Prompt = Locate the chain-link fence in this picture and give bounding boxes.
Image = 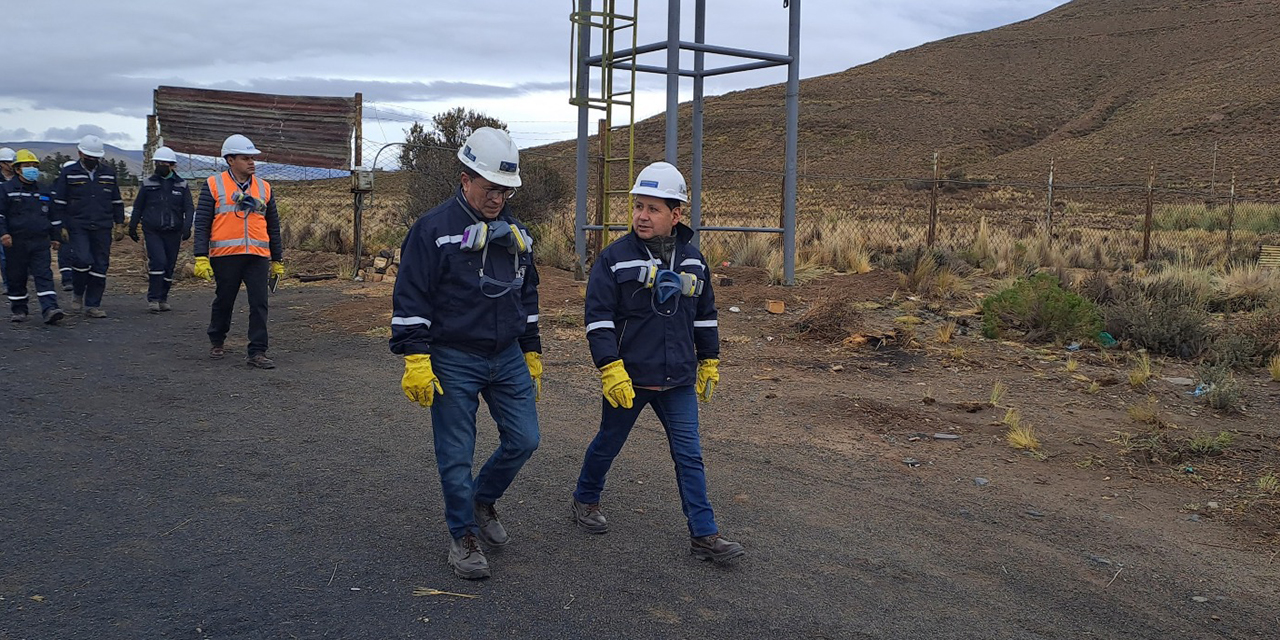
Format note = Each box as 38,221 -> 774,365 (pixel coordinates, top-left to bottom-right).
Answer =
260,139 -> 1280,279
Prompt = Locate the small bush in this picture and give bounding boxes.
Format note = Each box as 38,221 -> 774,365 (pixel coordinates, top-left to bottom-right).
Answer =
1197,362 -> 1242,412
981,273 -> 1103,343
1103,276 -> 1212,358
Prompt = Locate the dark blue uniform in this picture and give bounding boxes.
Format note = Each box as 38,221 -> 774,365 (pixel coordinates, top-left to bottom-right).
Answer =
389,188 -> 542,540
50,160 -> 124,309
130,172 -> 194,303
0,177 -> 62,317
583,222 -> 719,385
575,221 -> 724,537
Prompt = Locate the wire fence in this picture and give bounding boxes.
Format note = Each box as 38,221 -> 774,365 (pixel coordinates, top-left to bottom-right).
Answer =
213,138 -> 1280,277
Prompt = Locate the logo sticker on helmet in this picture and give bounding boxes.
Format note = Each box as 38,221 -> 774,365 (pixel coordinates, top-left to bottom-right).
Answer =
499,161 -> 518,173
639,180 -> 660,188
462,146 -> 477,162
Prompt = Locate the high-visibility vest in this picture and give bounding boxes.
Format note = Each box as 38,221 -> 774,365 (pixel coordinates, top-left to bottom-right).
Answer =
207,171 -> 272,258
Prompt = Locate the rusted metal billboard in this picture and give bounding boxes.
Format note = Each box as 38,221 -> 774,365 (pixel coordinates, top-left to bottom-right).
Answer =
154,86 -> 358,170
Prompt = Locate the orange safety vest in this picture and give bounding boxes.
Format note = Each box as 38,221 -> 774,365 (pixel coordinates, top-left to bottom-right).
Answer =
207,171 -> 273,258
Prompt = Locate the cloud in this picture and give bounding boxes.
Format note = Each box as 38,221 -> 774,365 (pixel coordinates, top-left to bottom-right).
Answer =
42,124 -> 130,143
0,127 -> 36,140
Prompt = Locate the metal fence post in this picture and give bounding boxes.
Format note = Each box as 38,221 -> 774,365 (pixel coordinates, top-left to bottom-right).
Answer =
1142,163 -> 1155,261
1226,172 -> 1236,257
927,151 -> 939,249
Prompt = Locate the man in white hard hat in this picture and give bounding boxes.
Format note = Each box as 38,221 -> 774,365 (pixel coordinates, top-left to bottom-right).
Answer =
56,161 -> 76,291
191,134 -> 285,369
572,161 -> 745,564
128,147 -> 193,312
0,148 -> 16,182
391,126 -> 543,580
49,134 -> 125,317
0,147 -> 15,293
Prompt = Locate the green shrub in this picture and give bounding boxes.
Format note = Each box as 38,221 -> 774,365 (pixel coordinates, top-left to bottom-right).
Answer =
1103,276 -> 1212,358
981,273 -> 1103,343
1197,362 -> 1242,413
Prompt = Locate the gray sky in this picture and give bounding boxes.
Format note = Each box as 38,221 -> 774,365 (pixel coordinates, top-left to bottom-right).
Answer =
2,0 -> 1067,154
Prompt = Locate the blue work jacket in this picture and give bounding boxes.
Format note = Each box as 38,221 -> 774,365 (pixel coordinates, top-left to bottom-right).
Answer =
390,188 -> 541,357
0,177 -> 60,241
50,160 -> 124,230
584,222 -> 719,388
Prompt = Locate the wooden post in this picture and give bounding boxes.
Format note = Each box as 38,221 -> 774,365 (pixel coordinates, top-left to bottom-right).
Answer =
1226,172 -> 1236,257
1045,158 -> 1055,240
1208,141 -> 1219,210
1142,163 -> 1155,262
927,152 -> 939,249
594,118 -> 607,257
144,114 -> 158,173
353,92 -> 363,168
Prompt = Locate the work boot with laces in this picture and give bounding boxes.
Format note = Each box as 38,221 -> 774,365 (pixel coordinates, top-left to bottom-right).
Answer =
70,295 -> 83,313
158,302 -> 172,312
84,307 -> 107,318
148,301 -> 161,313
570,497 -> 608,534
473,501 -> 509,547
690,533 -> 746,563
43,308 -> 64,325
448,533 -> 491,580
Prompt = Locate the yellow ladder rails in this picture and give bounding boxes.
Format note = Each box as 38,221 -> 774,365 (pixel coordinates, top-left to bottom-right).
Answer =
571,0 -> 638,251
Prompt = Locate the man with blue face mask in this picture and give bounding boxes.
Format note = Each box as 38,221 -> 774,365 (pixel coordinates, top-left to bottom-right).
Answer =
390,126 -> 542,580
0,150 -> 65,324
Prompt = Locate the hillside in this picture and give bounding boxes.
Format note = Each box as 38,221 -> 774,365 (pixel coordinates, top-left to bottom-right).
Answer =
536,0 -> 1280,193
0,142 -> 143,172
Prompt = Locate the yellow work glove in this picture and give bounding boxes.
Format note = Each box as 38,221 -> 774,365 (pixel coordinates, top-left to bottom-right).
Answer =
193,256 -> 214,281
271,261 -> 286,277
600,360 -> 635,409
696,358 -> 720,402
402,354 -> 444,407
524,351 -> 543,401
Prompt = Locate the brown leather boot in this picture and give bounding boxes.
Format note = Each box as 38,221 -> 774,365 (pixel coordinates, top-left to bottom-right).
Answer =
691,533 -> 745,563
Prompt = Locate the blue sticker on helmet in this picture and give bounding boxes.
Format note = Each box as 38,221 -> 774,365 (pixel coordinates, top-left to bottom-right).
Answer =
462,146 -> 476,162
499,161 -> 518,173
639,180 -> 659,188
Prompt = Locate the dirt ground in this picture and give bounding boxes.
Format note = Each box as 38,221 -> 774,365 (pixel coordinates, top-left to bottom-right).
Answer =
2,242 -> 1277,639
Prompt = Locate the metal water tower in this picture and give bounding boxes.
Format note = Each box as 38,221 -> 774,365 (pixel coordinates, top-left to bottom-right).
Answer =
570,0 -> 802,284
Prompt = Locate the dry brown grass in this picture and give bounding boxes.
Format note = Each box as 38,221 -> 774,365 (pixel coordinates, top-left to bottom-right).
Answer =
1129,353 -> 1153,387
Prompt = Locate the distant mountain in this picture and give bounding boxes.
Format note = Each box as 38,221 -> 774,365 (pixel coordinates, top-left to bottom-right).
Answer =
0,141 -> 341,181
1,142 -> 144,172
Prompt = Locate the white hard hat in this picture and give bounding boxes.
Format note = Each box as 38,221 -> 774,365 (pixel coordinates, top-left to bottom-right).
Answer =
221,134 -> 261,157
78,135 -> 106,158
630,161 -> 688,203
457,127 -> 521,188
0,147 -> 15,162
153,146 -> 178,163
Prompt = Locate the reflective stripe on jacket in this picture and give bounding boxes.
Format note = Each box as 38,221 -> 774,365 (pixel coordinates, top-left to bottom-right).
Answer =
207,171 -> 272,258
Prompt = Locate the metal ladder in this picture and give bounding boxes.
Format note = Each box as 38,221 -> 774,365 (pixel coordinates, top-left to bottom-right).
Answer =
571,0 -> 638,252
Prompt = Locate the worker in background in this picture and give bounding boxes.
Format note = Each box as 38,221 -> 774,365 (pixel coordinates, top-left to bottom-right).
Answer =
0,149 -> 64,324
50,135 -> 124,318
56,160 -> 76,291
572,161 -> 744,564
391,127 -> 542,580
191,134 -> 284,369
0,147 -> 15,293
129,146 -> 193,313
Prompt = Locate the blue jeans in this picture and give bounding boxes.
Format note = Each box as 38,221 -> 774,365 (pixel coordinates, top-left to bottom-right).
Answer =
429,343 -> 539,539
574,385 -> 718,537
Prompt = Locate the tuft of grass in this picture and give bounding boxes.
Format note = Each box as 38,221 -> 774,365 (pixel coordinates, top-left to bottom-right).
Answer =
1128,352 -> 1153,387
1257,473 -> 1279,494
948,346 -> 968,361
936,321 -> 956,344
1215,263 -> 1280,311
1269,355 -> 1280,382
1005,415 -> 1041,451
1126,396 -> 1163,425
1065,355 -> 1079,373
1086,380 -> 1101,394
990,381 -> 1007,407
734,234 -> 776,268
1185,431 -> 1234,457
